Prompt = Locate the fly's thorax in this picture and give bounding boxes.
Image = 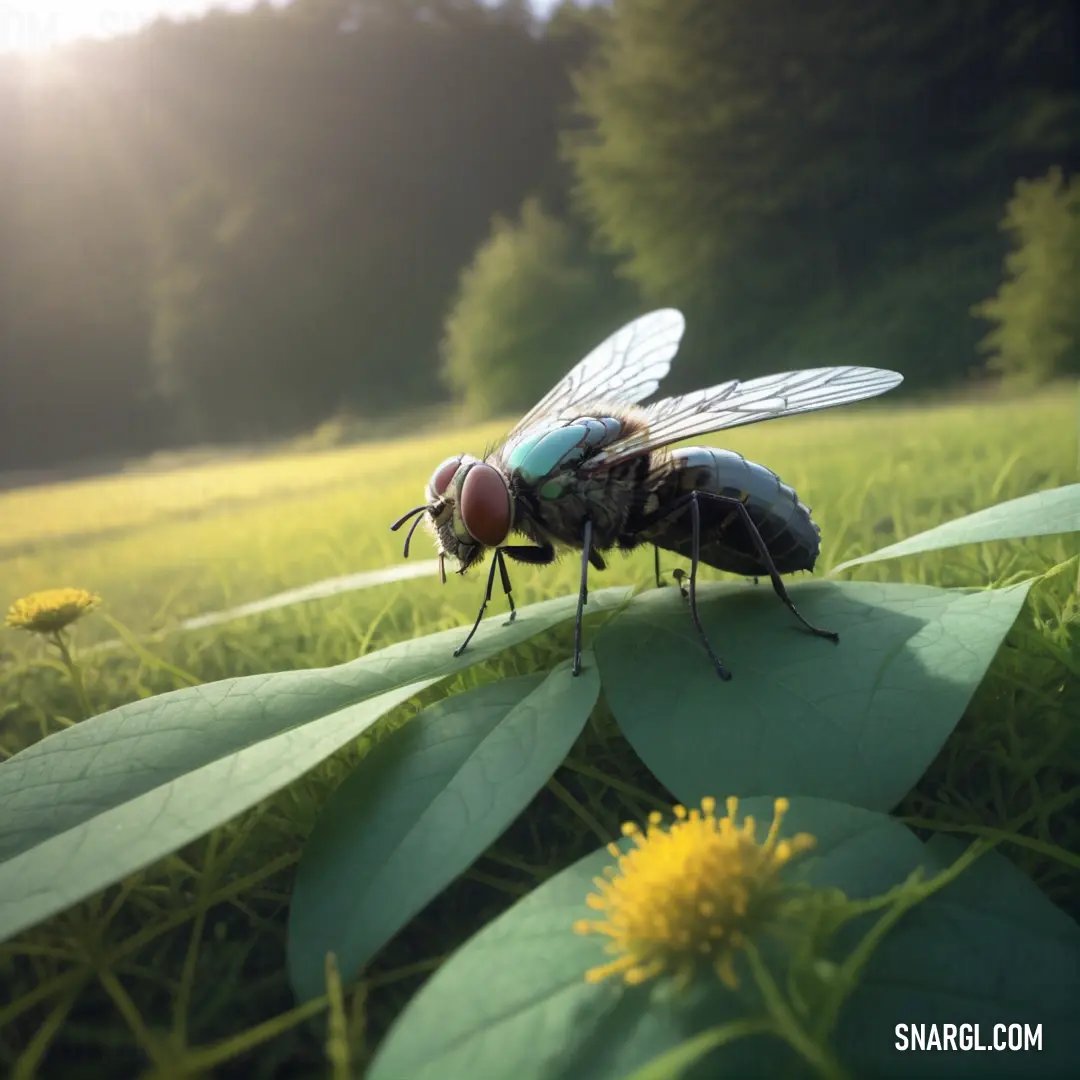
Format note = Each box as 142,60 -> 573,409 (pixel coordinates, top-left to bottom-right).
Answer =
501,412 -> 641,488
487,410 -> 647,549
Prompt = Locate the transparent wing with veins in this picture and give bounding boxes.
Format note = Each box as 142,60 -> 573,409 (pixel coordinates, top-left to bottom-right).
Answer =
584,365 -> 905,469
503,309 -> 686,441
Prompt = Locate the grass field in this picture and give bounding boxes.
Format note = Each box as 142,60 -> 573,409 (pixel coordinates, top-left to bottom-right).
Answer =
1,386 -> 1077,1078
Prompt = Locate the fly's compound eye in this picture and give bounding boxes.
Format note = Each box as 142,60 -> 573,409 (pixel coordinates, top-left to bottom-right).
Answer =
429,456 -> 463,498
459,463 -> 512,548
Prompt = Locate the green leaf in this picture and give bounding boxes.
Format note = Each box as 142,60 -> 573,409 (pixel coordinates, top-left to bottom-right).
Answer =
367,798 -> 916,1080
287,659 -> 601,1002
593,580 -> 1032,812
832,483 -> 1080,573
0,679 -> 437,946
364,838 -> 749,1080
367,797 -> 1080,1080
0,588 -> 629,944
838,832 -> 1080,1076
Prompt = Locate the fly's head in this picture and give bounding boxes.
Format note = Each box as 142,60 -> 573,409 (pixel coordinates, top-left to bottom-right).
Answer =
390,454 -> 514,580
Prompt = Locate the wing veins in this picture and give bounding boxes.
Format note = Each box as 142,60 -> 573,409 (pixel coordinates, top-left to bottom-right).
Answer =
585,366 -> 904,468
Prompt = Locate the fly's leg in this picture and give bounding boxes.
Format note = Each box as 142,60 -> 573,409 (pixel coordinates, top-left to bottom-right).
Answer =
652,544 -> 686,596
687,496 -> 733,681
500,541 -> 557,631
637,496 -> 730,677
453,552 -> 502,658
695,492 -> 839,644
496,549 -> 516,626
572,519 -> 593,677
671,568 -> 690,602
503,542 -> 556,566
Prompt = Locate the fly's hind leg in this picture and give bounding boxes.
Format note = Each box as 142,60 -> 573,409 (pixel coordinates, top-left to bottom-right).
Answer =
695,493 -> 839,644
685,496 -> 732,680
638,496 -> 731,679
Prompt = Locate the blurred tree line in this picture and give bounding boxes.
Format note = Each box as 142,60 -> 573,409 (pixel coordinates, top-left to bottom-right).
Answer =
0,0 -> 1077,470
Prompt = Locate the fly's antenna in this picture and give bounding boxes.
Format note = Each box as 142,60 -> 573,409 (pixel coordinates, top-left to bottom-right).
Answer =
390,505 -> 427,531
390,504 -> 430,559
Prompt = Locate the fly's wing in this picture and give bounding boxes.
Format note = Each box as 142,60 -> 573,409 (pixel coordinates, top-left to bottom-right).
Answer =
584,366 -> 904,469
503,309 -> 686,440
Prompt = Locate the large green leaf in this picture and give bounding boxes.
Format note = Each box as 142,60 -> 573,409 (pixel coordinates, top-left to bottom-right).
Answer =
367,797 -> 1080,1080
838,832 -> 1080,1077
287,660 -> 601,1001
0,679 -> 436,945
831,483 -> 1080,573
0,587 -> 628,864
0,588 -> 630,944
366,798 -> 919,1080
593,580 -> 1032,812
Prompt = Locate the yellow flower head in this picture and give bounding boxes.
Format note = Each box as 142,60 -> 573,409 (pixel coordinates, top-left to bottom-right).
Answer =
5,588 -> 101,635
574,796 -> 816,991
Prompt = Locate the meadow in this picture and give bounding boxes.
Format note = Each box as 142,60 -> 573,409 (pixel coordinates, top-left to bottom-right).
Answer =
0,386 -> 1077,1079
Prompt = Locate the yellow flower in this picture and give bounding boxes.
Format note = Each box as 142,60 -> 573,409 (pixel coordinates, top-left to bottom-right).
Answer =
5,588 -> 101,634
573,796 -> 816,990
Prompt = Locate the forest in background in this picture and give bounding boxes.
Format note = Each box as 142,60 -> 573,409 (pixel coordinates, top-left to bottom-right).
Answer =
0,0 -> 1078,473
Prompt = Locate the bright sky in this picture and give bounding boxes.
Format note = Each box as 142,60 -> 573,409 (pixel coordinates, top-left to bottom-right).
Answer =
0,2 -> 270,53
0,1 -> 568,55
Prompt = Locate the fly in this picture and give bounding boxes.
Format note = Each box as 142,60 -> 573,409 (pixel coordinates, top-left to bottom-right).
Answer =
391,310 -> 903,680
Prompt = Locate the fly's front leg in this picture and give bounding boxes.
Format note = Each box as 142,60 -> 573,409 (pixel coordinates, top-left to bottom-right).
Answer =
454,552 -> 502,658
495,549 -> 516,626
502,542 -> 556,629
573,519 -> 593,677
695,493 -> 839,644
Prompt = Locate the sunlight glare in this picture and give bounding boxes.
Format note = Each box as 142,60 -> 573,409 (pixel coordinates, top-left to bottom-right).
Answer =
0,2 -> 245,56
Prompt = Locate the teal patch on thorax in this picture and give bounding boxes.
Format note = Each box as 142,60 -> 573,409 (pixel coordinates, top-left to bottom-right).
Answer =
539,480 -> 564,500
510,426 -> 588,483
506,431 -> 546,473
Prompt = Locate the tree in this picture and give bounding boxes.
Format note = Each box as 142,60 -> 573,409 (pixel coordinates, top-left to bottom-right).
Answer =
442,197 -> 639,417
973,167 -> 1080,385
0,0 -> 592,463
564,0 -> 1080,387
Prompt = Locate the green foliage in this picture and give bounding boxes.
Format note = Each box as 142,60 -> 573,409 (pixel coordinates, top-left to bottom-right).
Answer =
2,0 -> 1080,465
565,0 -> 1080,387
766,236 -> 1003,389
833,482 -> 1080,572
0,589 -> 629,944
2,477 -> 1078,1076
0,0 -> 585,464
368,802 -> 1080,1080
287,662 -> 600,1000
595,581 -> 1033,813
973,167 -> 1080,385
442,197 -> 638,417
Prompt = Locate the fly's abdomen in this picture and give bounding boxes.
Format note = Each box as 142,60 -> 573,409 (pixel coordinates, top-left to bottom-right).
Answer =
645,447 -> 821,576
